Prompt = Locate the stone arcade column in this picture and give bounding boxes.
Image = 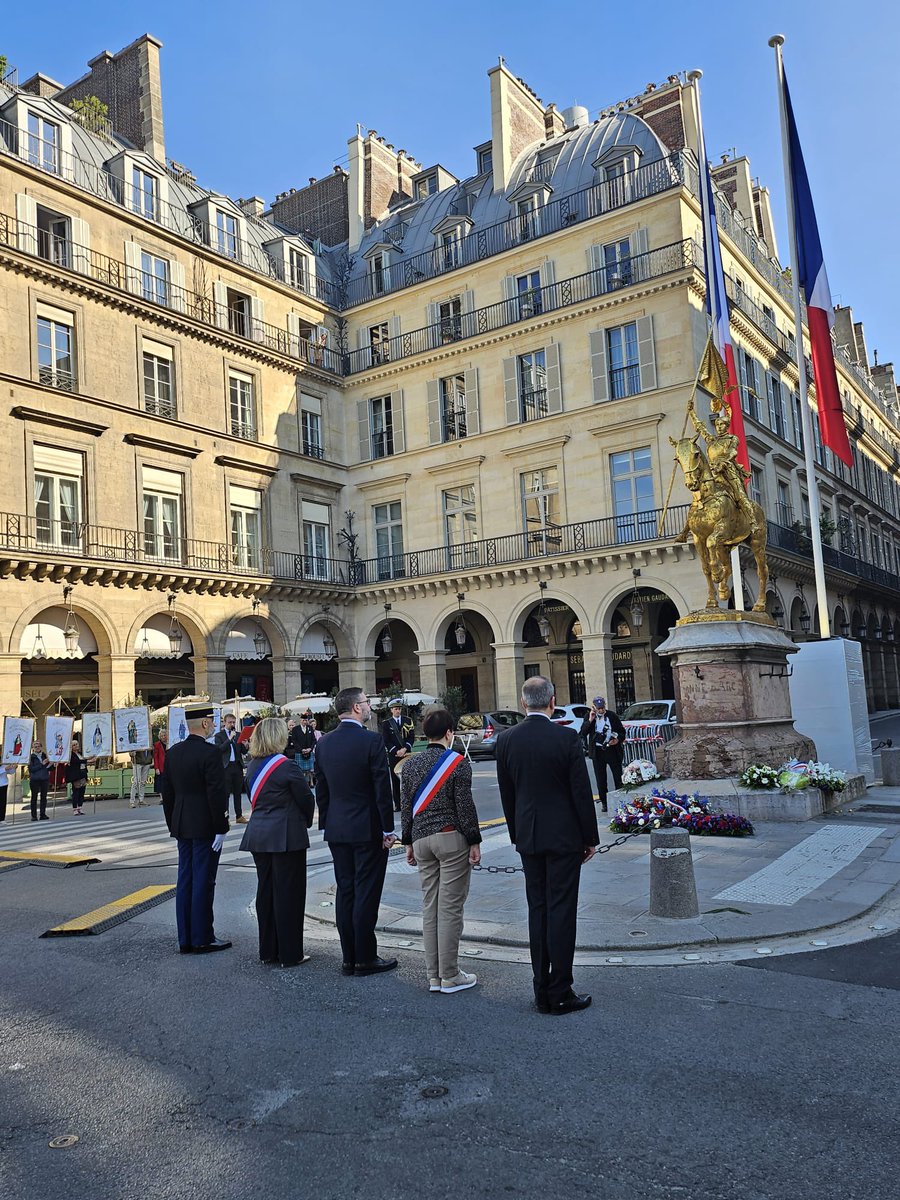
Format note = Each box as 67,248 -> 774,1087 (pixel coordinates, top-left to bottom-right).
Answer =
0,652 -> 23,720
339,657 -> 377,696
416,649 -> 447,701
97,654 -> 136,711
492,641 -> 524,710
192,654 -> 226,702
273,656 -> 306,707
579,633 -> 615,705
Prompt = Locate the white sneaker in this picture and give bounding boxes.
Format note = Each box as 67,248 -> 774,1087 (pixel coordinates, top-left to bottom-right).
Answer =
440,972 -> 477,994
429,978 -> 442,993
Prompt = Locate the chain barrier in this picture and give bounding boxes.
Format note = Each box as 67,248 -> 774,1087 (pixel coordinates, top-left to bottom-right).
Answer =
472,827 -> 645,873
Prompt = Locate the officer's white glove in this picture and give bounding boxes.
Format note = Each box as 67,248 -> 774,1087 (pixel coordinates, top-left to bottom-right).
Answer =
211,833 -> 226,852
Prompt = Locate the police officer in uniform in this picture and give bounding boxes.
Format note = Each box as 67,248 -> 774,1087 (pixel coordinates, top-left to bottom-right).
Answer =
381,701 -> 414,812
161,703 -> 232,954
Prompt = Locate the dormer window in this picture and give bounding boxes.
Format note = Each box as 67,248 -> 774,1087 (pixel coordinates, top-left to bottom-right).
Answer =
27,111 -> 60,173
415,173 -> 438,199
289,247 -> 308,290
371,252 -> 385,294
593,145 -> 643,203
478,146 -> 493,175
216,209 -> 239,258
132,166 -> 158,219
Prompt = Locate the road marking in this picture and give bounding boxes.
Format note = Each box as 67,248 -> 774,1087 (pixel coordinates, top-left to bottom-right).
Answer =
714,824 -> 887,906
0,850 -> 100,867
41,885 -> 176,936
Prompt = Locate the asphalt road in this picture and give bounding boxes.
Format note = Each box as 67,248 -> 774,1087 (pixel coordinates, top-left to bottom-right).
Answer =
2,816 -> 898,1200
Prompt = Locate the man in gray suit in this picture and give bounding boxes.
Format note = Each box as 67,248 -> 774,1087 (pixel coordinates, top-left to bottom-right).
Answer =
496,675 -> 599,1015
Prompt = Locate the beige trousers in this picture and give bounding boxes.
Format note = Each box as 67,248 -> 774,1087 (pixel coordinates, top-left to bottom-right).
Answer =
414,830 -> 472,982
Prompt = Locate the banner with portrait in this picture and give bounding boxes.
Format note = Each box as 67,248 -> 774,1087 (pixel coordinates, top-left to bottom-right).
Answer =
114,706 -> 152,752
2,717 -> 34,766
45,715 -> 74,764
84,712 -> 113,758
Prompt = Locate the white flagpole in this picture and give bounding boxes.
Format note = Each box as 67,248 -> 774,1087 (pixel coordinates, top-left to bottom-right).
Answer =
769,34 -> 831,638
687,68 -> 745,612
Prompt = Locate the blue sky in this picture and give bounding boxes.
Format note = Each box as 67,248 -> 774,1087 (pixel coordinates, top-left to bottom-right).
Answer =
4,0 -> 897,371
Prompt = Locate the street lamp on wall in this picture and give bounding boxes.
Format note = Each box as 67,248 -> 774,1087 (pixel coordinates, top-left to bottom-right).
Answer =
167,592 -> 184,656
380,603 -> 393,656
62,585 -> 80,656
321,604 -> 337,660
251,597 -> 268,658
454,593 -> 468,649
629,569 -> 645,632
536,582 -> 551,643
796,584 -> 811,634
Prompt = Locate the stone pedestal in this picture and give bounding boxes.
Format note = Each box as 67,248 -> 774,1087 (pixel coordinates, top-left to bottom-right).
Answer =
656,612 -> 816,779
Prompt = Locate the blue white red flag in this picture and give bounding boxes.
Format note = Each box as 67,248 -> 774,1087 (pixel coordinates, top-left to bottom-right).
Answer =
782,72 -> 853,467
697,112 -> 749,473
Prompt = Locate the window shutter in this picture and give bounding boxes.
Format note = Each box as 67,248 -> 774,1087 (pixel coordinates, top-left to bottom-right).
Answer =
250,296 -> 265,343
503,356 -> 520,425
427,302 -> 439,349
765,373 -> 776,427
461,290 -> 476,339
16,193 -> 38,255
287,311 -> 301,356
69,216 -> 91,275
502,276 -> 516,302
391,389 -> 405,454
212,281 -> 228,329
357,399 -> 371,462
588,244 -> 602,272
461,290 -> 475,313
590,329 -> 609,404
541,259 -> 556,291
124,240 -> 141,296
464,367 -> 481,436
738,350 -> 748,393
169,257 -> 187,312
545,343 -> 563,414
388,316 -> 401,344
636,315 -> 657,391
427,379 -> 442,445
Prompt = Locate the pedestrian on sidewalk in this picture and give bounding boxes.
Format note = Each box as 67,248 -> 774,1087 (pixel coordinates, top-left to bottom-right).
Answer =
129,746 -> 153,807
161,703 -> 231,955
580,697 -> 626,812
152,727 -> 167,800
401,707 -> 481,994
497,675 -> 599,1016
240,717 -> 315,968
315,687 -> 398,977
66,739 -> 89,815
28,742 -> 50,821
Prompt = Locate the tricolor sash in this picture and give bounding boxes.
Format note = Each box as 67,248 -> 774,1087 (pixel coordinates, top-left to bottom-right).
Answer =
412,748 -> 464,817
249,753 -> 288,810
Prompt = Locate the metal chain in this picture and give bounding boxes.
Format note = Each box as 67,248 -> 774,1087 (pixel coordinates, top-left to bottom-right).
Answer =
472,828 -> 645,873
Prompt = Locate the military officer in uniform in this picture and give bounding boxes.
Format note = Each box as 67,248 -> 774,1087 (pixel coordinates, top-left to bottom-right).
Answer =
381,701 -> 414,812
161,703 -> 232,954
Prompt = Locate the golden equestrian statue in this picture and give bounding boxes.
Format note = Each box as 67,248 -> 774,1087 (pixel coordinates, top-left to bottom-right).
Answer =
669,342 -> 769,611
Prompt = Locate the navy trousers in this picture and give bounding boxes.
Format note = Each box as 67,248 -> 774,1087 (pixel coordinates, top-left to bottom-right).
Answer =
175,837 -> 220,949
328,841 -> 388,966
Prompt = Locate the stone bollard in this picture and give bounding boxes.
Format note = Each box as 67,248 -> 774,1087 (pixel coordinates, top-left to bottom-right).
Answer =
649,827 -> 700,919
880,747 -> 900,786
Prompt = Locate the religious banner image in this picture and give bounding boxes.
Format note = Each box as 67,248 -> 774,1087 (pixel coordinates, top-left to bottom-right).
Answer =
2,717 -> 34,766
85,712 -> 113,758
167,706 -> 188,749
114,706 -> 152,752
45,715 -> 74,764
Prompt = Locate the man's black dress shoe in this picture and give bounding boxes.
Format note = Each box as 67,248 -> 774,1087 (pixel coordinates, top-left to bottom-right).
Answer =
194,938 -> 232,953
354,956 -> 398,975
179,946 -> 193,954
341,962 -> 355,976
547,992 -> 592,1015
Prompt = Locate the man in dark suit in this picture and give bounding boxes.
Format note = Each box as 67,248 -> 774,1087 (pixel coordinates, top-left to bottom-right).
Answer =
161,703 -> 232,954
580,696 -> 627,812
496,675 -> 599,1015
214,712 -> 247,824
381,700 -> 414,811
315,686 -> 398,976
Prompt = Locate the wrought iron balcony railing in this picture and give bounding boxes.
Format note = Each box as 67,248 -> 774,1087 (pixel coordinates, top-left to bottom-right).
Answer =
347,239 -> 699,375
766,518 -> 900,594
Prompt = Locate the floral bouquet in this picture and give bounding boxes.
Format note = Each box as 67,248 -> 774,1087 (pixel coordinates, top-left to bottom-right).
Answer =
779,759 -> 847,793
621,759 -> 662,789
610,787 -> 754,837
738,764 -> 780,789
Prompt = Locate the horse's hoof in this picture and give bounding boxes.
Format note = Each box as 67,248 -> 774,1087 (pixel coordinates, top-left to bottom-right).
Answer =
751,604 -> 766,613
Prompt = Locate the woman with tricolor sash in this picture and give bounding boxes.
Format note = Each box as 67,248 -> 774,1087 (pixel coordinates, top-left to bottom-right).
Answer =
400,708 -> 482,994
240,717 -> 315,968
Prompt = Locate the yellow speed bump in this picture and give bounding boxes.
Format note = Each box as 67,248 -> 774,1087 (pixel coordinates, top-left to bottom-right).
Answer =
41,885 -> 175,937
0,859 -> 27,874
0,850 -> 100,868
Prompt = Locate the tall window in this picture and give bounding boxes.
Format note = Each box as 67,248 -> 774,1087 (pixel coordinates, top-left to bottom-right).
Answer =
301,501 -> 331,580
767,373 -> 787,440
216,210 -> 239,258
440,375 -> 467,441
132,166 -> 157,219
603,238 -> 632,287
229,486 -> 262,570
749,466 -> 764,508
516,271 -> 542,319
369,322 -> 390,366
288,248 -> 308,290
607,323 -> 640,399
739,350 -> 762,421
229,371 -> 257,440
444,486 -> 478,566
370,253 -> 385,295
441,230 -> 461,269
301,406 -> 324,459
611,448 -> 655,542
34,447 -> 83,550
370,395 -> 394,459
36,206 -> 70,266
517,197 -> 540,241
140,250 -> 169,306
439,297 -> 462,343
37,313 -> 75,391
791,392 -> 804,450
415,174 -> 438,199
27,112 -> 59,172
226,288 -> 250,337
142,343 -> 176,418
142,468 -> 182,562
374,501 -> 404,580
518,350 -> 547,422
478,147 -> 493,174
776,480 -> 793,527
521,467 -> 560,555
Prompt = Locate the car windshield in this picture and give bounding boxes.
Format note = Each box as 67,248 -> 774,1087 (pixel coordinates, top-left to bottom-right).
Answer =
622,702 -> 672,722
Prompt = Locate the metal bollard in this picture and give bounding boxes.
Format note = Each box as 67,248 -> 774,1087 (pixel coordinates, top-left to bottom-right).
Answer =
649,827 -> 700,919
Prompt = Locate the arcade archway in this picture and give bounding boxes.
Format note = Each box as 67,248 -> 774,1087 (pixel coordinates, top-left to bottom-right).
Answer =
607,586 -> 679,712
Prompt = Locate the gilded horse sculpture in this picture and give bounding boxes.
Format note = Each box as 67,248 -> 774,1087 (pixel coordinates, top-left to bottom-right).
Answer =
672,399 -> 769,611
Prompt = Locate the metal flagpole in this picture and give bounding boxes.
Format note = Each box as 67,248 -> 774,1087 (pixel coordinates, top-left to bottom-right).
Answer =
688,68 -> 745,611
769,34 -> 831,638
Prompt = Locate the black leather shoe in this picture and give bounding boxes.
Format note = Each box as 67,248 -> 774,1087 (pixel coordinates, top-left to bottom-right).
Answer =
341,962 -> 355,976
354,956 -> 398,975
194,938 -> 232,953
548,992 -> 592,1015
179,946 -> 193,954
535,997 -> 551,1015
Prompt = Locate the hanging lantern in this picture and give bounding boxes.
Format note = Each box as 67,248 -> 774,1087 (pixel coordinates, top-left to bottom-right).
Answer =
252,625 -> 268,657
62,585 -> 80,655
32,626 -> 47,660
322,627 -> 337,659
167,593 -> 183,656
453,593 -> 468,649
138,628 -> 152,657
380,602 -> 393,656
799,606 -> 811,633
628,570 -> 644,631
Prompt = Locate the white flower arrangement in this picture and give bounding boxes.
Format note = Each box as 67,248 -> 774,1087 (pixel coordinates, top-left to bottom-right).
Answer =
738,764 -> 780,790
621,759 -> 662,789
777,759 -> 848,793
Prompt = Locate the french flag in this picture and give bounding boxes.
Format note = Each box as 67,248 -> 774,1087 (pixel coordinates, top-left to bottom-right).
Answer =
783,73 -> 853,467
697,116 -> 749,472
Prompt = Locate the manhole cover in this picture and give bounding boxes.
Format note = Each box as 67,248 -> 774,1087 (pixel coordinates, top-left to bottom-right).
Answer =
49,1135 -> 79,1149
420,1086 -> 449,1100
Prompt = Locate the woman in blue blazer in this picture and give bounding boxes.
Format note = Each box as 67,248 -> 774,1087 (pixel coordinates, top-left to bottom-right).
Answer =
240,718 -> 316,967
